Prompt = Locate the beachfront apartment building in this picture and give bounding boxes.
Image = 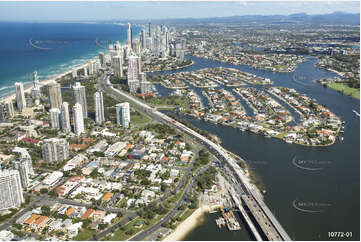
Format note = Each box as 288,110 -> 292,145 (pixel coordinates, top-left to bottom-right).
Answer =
99,52 -> 105,68
48,81 -> 62,109
14,82 -> 26,112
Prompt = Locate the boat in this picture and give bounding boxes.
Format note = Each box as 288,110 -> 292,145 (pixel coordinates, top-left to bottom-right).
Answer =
265,135 -> 271,138
352,110 -> 360,117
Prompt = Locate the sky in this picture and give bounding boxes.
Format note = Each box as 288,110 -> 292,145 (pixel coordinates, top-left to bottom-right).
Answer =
0,1 -> 359,22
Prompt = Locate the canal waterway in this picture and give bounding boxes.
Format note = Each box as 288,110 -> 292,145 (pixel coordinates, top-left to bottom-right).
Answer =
151,55 -> 360,240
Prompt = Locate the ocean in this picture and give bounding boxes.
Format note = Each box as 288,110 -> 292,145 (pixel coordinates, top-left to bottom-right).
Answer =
0,22 -> 141,99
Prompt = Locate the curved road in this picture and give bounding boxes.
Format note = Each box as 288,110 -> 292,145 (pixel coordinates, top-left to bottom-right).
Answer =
99,74 -> 291,241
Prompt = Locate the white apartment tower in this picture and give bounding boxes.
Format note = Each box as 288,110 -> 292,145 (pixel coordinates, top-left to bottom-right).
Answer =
99,52 -> 105,67
0,169 -> 24,211
72,69 -> 77,78
0,101 -> 14,122
88,60 -> 94,75
60,102 -> 71,133
94,91 -> 105,125
116,102 -> 130,128
50,108 -> 61,129
73,103 -> 85,136
42,138 -> 69,163
127,53 -> 139,93
72,82 -> 87,118
111,56 -> 124,78
127,23 -> 132,51
13,159 -> 32,189
30,71 -> 41,100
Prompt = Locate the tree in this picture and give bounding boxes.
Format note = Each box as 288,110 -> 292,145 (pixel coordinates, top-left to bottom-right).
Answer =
125,228 -> 134,235
98,223 -> 108,230
40,188 -> 48,194
161,183 -> 168,192
48,189 -> 57,197
41,206 -> 51,216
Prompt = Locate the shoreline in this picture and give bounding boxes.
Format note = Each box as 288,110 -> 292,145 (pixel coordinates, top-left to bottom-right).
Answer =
163,207 -> 208,241
0,59 -> 95,103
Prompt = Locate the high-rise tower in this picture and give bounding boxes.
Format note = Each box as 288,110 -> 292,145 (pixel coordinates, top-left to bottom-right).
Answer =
116,102 -> 130,128
127,23 -> 132,50
127,52 -> 140,93
48,81 -> 62,109
72,103 -> 84,136
60,102 -> 71,133
72,82 -> 87,118
94,91 -> 105,125
50,108 -> 61,129
0,170 -> 24,211
42,138 -> 69,163
14,82 -> 26,112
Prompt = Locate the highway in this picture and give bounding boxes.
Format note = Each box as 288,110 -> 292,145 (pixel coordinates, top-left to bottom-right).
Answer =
100,75 -> 291,241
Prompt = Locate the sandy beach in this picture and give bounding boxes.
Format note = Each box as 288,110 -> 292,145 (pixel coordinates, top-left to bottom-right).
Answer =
163,207 -> 208,241
0,62 -> 91,103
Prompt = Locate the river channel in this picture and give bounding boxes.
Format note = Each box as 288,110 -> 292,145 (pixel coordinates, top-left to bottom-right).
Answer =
149,55 -> 360,241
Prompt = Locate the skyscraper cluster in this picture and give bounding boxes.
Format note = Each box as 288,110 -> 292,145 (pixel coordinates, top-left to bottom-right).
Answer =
144,23 -> 173,58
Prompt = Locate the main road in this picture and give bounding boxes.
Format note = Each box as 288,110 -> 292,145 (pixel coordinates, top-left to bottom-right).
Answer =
99,74 -> 291,241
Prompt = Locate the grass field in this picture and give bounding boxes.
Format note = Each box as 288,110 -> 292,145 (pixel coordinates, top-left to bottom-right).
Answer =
131,111 -> 151,125
73,228 -> 96,241
275,132 -> 287,139
327,83 -> 360,100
